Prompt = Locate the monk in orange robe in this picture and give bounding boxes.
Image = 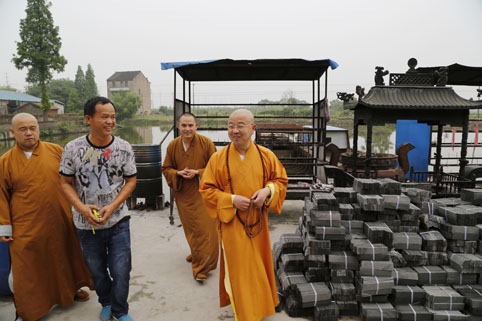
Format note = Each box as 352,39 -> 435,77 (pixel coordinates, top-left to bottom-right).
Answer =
199,109 -> 288,321
0,113 -> 94,321
162,112 -> 218,280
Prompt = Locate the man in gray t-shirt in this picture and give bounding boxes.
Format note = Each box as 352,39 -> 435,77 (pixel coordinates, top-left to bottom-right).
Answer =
60,96 -> 137,321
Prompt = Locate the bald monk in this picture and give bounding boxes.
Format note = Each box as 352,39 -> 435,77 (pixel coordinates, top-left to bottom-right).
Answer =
162,112 -> 218,280
199,109 -> 288,321
0,113 -> 94,321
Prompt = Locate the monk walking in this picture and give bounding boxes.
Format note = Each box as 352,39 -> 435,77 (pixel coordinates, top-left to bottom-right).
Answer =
162,112 -> 218,281
0,113 -> 94,321
199,109 -> 288,321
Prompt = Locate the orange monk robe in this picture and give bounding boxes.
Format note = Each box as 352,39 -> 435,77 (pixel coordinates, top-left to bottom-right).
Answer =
162,134 -> 219,278
0,141 -> 94,321
199,141 -> 288,321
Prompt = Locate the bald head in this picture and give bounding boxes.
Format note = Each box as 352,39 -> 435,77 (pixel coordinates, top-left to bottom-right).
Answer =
227,109 -> 256,153
229,109 -> 254,124
10,113 -> 40,152
11,113 -> 38,128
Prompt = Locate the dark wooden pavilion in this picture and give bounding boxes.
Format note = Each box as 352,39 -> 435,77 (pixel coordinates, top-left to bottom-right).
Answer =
347,61 -> 482,195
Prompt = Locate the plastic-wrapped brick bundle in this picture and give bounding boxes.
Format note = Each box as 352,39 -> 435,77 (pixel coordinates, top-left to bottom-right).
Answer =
313,301 -> 339,321
438,207 -> 477,226
330,269 -> 355,283
447,239 -> 477,254
391,285 -> 426,305
364,222 -> 393,245
413,266 -> 447,286
340,220 -> 363,235
427,251 -> 449,266
284,294 -> 312,317
279,233 -> 304,252
427,308 -> 468,321
314,226 -> 345,241
312,192 -> 339,211
357,194 -> 384,212
391,232 -> 422,251
389,249 -> 407,268
405,188 -> 432,205
304,233 -> 330,255
440,222 -> 479,241
356,276 -> 394,297
378,178 -> 402,195
339,203 -> 355,220
279,253 -> 305,272
277,270 -> 307,296
382,194 -> 411,211
423,285 -> 465,311
310,210 -> 341,229
461,188 -> 482,205
330,282 -> 356,301
351,239 -> 389,261
295,282 -> 331,308
396,304 -> 432,321
393,267 -> 419,286
402,250 -> 428,266
449,253 -> 482,273
442,265 -> 478,285
360,303 -> 398,321
453,284 -> 482,315
420,213 -> 445,230
336,300 -> 358,316
328,251 -> 359,270
333,187 -> 357,204
359,260 -> 394,277
354,178 -> 381,195
420,231 -> 447,252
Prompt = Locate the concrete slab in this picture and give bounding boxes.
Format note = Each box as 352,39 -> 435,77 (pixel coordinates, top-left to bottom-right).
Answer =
0,200 -> 335,321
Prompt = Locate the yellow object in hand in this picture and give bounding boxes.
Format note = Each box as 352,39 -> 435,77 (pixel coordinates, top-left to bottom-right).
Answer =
91,209 -> 101,235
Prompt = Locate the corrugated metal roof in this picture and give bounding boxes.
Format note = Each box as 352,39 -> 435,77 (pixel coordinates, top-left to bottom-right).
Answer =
107,71 -> 142,81
358,86 -> 482,110
0,90 -> 41,102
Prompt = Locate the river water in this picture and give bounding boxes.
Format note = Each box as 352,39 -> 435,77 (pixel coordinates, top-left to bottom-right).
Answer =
2,124 -> 481,200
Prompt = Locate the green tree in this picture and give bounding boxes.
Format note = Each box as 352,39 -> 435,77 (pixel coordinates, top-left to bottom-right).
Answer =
12,0 -> 67,111
74,66 -> 86,102
0,85 -> 17,92
84,64 -> 98,99
66,88 -> 82,114
111,91 -> 141,121
26,79 -> 74,106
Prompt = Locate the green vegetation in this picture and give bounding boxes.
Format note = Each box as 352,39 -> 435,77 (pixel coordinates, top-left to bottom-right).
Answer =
111,91 -> 142,121
0,86 -> 17,92
13,0 -> 67,111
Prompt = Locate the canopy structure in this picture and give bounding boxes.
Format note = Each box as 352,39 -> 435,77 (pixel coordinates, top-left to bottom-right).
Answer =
416,63 -> 482,87
161,58 -> 339,201
161,58 -> 338,81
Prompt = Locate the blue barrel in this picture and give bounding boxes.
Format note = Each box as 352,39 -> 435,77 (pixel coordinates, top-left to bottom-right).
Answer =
0,242 -> 11,295
396,120 -> 431,179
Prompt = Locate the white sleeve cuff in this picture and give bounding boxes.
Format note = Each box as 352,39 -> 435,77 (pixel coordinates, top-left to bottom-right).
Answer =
0,225 -> 12,237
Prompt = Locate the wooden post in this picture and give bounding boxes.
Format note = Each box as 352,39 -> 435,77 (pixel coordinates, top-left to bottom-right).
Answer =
459,111 -> 469,178
366,120 -> 373,178
352,120 -> 358,177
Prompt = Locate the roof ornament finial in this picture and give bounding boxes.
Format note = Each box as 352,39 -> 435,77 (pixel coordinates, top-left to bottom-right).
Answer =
356,85 -> 365,99
434,67 -> 448,87
407,58 -> 418,73
374,66 -> 389,86
337,92 -> 354,103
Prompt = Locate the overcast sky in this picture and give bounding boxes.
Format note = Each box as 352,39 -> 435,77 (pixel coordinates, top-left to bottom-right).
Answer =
1,0 -> 481,108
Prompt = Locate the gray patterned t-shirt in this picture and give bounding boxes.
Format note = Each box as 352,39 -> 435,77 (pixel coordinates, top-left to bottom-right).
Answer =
59,135 -> 137,230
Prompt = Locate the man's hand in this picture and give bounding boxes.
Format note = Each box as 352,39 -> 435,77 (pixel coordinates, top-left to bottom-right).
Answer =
0,236 -> 13,242
233,195 -> 251,211
78,204 -> 101,226
251,187 -> 271,208
97,204 -> 115,225
177,167 -> 197,179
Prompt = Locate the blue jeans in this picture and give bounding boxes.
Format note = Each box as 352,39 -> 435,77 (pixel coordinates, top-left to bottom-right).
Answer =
77,220 -> 132,318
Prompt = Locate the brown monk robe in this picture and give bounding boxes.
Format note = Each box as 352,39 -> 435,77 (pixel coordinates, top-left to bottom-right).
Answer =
162,133 -> 219,279
0,141 -> 94,321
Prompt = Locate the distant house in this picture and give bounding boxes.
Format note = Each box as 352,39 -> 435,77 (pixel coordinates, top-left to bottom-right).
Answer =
17,102 -> 62,116
0,90 -> 41,115
107,71 -> 152,115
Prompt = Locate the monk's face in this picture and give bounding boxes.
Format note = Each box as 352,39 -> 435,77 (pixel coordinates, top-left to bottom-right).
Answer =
228,110 -> 256,149
177,115 -> 198,140
85,102 -> 116,138
10,115 -> 40,152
